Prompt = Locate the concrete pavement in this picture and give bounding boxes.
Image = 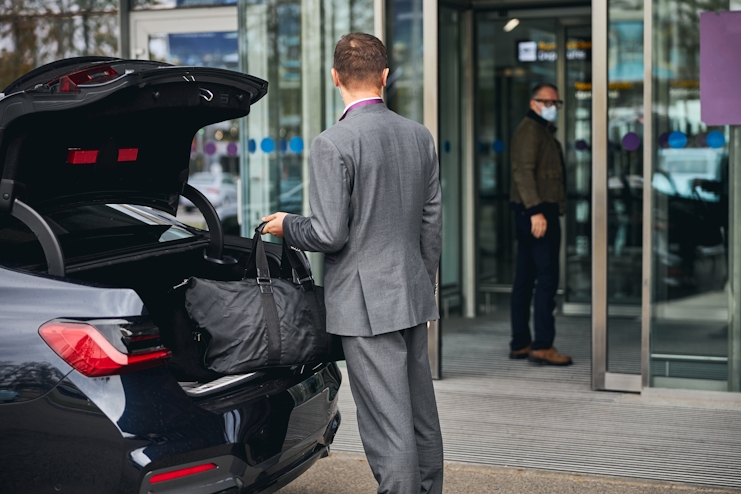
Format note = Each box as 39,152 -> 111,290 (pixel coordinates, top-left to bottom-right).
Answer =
277,452 -> 741,494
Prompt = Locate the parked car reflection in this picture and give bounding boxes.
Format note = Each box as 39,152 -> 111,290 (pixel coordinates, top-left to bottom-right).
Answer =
180,167 -> 238,211
653,148 -> 727,299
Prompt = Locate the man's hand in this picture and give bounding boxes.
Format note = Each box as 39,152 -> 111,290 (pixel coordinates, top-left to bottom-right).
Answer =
261,212 -> 288,238
530,213 -> 547,239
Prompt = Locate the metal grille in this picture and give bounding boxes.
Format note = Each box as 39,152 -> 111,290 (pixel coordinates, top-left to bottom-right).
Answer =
332,315 -> 741,489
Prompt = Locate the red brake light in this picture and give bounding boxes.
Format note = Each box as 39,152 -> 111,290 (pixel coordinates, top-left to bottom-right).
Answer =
67,149 -> 99,165
58,75 -> 80,93
117,148 -> 139,162
39,321 -> 171,377
55,65 -> 120,93
205,187 -> 220,195
150,463 -> 217,484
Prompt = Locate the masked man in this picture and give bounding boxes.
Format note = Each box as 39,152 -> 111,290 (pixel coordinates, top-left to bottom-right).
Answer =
508,83 -> 572,366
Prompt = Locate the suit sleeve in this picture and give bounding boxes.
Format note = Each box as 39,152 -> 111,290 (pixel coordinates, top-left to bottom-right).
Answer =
420,137 -> 442,291
511,125 -> 543,213
283,134 -> 351,253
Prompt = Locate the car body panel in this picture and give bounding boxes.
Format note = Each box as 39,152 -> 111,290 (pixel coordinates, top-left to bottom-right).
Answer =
0,265 -> 146,403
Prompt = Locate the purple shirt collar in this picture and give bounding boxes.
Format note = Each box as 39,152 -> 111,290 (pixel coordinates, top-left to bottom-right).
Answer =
339,98 -> 384,121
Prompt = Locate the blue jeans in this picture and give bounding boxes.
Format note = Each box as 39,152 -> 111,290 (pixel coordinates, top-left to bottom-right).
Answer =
510,203 -> 561,351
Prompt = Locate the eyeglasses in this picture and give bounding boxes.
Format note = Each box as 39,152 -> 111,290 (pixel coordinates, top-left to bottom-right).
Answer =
533,98 -> 564,109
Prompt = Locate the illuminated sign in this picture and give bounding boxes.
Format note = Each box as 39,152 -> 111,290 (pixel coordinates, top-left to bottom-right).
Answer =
517,41 -> 558,63
518,41 -> 537,62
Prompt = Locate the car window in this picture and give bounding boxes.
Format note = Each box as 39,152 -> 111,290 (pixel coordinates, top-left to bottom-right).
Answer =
0,204 -> 200,270
222,175 -> 235,185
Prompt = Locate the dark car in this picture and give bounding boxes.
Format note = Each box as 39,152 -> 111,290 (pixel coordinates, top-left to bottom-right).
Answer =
0,58 -> 341,494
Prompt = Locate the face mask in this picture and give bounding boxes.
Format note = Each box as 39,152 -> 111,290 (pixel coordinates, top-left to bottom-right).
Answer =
541,105 -> 558,122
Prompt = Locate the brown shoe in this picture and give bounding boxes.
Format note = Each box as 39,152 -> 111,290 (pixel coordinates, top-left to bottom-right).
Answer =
509,344 -> 532,360
528,347 -> 573,366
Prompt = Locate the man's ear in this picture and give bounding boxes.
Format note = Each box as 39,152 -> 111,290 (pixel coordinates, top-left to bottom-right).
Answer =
381,68 -> 390,88
331,68 -> 341,88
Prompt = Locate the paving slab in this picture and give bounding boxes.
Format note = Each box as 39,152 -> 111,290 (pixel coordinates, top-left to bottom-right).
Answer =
277,452 -> 741,494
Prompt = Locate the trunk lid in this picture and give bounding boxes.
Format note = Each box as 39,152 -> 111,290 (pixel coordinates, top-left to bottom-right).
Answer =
0,58 -> 267,215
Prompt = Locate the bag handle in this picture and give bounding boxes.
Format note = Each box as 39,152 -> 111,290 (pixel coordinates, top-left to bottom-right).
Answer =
240,222 -> 270,279
280,242 -> 314,288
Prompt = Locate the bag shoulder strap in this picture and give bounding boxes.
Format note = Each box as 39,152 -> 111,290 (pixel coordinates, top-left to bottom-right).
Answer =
244,223 -> 282,366
281,242 -> 329,354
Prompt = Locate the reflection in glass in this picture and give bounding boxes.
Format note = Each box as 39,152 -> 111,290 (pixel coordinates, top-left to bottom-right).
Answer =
650,0 -> 737,391
148,30 -> 241,231
134,0 -> 235,10
0,10 -> 118,90
386,0 -> 423,123
606,0 -> 643,374
238,0 -> 373,238
438,7 -> 461,315
564,25 -> 592,306
241,0 -> 303,233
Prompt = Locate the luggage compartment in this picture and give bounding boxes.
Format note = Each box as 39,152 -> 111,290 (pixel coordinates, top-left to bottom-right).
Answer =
66,237 -> 284,382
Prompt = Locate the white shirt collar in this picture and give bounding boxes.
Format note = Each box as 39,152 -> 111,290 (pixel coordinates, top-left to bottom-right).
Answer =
342,96 -> 384,116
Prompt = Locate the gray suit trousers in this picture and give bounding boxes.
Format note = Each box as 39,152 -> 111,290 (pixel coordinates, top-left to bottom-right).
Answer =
342,323 -> 444,494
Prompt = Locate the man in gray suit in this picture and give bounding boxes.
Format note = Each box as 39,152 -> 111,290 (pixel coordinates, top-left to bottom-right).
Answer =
261,33 -> 443,494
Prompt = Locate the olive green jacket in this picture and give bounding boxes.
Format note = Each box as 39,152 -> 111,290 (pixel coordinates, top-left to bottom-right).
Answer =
509,110 -> 566,215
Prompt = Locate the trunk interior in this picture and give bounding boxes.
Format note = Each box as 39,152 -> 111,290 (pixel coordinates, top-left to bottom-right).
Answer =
66,238 -> 283,383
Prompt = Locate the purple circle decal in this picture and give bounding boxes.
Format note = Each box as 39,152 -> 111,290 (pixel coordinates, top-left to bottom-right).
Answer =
695,133 -> 707,148
226,142 -> 238,156
658,132 -> 670,149
622,132 -> 641,151
575,139 -> 589,151
204,142 -> 217,155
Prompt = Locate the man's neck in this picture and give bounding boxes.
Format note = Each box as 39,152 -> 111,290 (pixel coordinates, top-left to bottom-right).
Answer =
341,90 -> 382,108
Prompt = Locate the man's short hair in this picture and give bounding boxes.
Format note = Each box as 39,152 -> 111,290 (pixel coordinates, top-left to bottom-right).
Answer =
531,83 -> 558,98
334,33 -> 388,90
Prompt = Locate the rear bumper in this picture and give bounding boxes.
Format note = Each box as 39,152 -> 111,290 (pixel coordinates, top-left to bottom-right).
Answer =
139,413 -> 339,494
59,362 -> 342,494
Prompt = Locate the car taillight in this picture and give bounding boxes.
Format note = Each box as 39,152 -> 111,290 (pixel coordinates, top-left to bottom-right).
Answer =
54,65 -> 120,93
39,321 -> 171,377
205,187 -> 220,195
149,463 -> 218,484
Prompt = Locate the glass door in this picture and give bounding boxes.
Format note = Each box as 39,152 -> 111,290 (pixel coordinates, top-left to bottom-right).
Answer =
562,23 -> 593,309
474,15 -> 558,302
648,0 -> 740,393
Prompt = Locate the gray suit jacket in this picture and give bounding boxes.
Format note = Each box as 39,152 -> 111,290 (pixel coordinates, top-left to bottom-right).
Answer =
283,103 -> 442,337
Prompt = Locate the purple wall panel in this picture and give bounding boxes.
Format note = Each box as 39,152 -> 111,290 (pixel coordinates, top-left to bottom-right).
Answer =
700,11 -> 741,125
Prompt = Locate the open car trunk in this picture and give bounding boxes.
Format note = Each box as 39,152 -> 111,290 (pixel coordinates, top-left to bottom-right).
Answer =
0,59 -> 283,385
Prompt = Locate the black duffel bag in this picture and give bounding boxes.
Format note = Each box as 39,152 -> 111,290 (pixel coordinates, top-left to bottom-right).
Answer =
183,224 -> 344,374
